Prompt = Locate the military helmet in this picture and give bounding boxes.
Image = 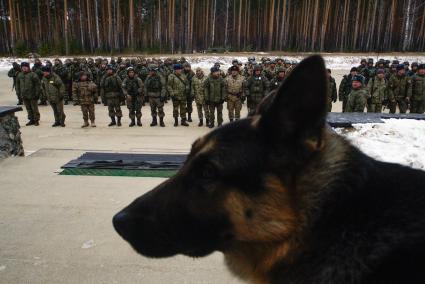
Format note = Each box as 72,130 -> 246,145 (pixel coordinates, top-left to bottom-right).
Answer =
21,62 -> 30,68
351,75 -> 365,84
214,62 -> 221,68
392,60 -> 400,65
276,67 -> 286,73
360,58 -> 367,63
106,64 -> 114,71
127,67 -> 135,74
229,65 -> 239,72
396,64 -> 405,71
248,57 -> 255,62
367,58 -> 374,63
210,66 -> 220,73
284,59 -> 291,64
253,64 -> 262,71
41,65 -> 51,72
148,64 -> 158,71
183,62 -> 191,68
403,61 -> 410,66
232,59 -> 238,65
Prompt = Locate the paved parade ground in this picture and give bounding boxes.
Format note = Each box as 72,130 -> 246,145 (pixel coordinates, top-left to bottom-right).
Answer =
0,67 -> 346,284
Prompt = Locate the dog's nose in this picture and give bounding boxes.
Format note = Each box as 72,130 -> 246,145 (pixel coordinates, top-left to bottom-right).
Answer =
113,211 -> 132,238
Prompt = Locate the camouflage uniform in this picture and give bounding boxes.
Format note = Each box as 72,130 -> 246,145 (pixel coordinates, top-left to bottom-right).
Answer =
7,64 -> 22,104
183,66 -> 195,121
388,74 -> 412,114
191,72 -> 208,126
167,71 -> 190,126
366,76 -> 387,113
16,69 -> 41,124
122,75 -> 144,126
245,72 -> 270,117
204,74 -> 226,127
32,61 -> 46,104
72,78 -> 98,127
346,88 -> 369,113
41,72 -> 66,126
225,73 -> 245,121
411,74 -> 425,114
145,72 -> 166,127
101,73 -> 124,126
339,74 -> 354,112
327,77 -> 337,112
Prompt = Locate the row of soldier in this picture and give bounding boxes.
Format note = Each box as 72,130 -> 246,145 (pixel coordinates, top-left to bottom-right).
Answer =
339,58 -> 425,114
7,56 -> 292,128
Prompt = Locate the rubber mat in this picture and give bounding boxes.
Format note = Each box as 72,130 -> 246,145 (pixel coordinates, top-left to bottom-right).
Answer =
60,168 -> 177,178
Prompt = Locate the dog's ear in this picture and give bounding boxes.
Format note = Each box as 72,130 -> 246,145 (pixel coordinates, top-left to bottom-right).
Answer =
258,55 -> 327,144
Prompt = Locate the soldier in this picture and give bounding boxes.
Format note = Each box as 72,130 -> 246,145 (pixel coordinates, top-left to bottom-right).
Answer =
408,62 -> 418,77
245,65 -> 270,117
269,67 -> 286,91
183,62 -> 195,122
122,67 -> 144,127
388,64 -> 412,114
339,67 -> 358,112
117,63 -> 128,80
145,65 -> 166,127
358,59 -> 367,75
31,59 -> 46,105
346,75 -> 369,113
16,62 -> 41,126
191,67 -> 208,127
97,62 -> 108,105
72,72 -> 98,128
7,62 -> 22,105
363,58 -> 376,85
167,64 -> 190,127
410,64 -> 425,114
326,69 -> 337,112
204,67 -> 226,128
225,66 -> 245,122
366,69 -> 387,113
40,66 -> 66,127
100,65 -> 124,127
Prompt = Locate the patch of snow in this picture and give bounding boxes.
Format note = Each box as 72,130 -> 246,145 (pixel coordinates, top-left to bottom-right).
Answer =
335,119 -> 425,170
81,239 -> 96,249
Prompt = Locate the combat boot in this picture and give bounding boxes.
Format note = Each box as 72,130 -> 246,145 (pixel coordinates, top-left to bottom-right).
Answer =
159,117 -> 165,127
208,121 -> 215,128
34,121 -> 40,126
81,120 -> 89,128
108,117 -> 116,127
90,120 -> 96,127
26,120 -> 35,126
52,121 -> 60,127
230,119 -> 234,122
174,117 -> 178,127
129,118 -> 136,127
150,116 -> 158,127
61,119 -> 66,127
198,119 -> 203,127
181,118 -> 189,127
137,118 -> 142,127
64,100 -> 69,105
206,119 -> 210,127
117,117 -> 122,127
187,113 -> 192,122
17,100 -> 23,105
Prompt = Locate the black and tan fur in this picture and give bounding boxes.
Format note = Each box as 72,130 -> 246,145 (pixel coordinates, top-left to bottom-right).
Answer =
113,55 -> 425,284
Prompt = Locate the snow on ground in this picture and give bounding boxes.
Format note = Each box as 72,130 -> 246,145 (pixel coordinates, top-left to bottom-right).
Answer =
336,119 -> 425,170
2,53 -> 425,71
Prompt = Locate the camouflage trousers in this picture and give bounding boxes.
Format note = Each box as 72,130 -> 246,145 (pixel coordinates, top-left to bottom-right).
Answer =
106,97 -> 123,118
196,103 -> 209,120
367,103 -> 382,113
227,94 -> 242,120
149,97 -> 165,118
389,98 -> 408,114
127,95 -> 143,119
247,100 -> 260,117
208,103 -> 224,125
49,100 -> 66,123
187,98 -> 194,114
410,100 -> 425,114
40,90 -> 47,104
15,90 -> 22,103
327,101 -> 332,112
23,98 -> 40,122
342,98 -> 348,113
172,99 -> 187,119
81,104 -> 95,122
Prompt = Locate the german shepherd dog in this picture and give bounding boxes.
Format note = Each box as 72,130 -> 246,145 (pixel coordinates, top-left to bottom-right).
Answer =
113,56 -> 425,284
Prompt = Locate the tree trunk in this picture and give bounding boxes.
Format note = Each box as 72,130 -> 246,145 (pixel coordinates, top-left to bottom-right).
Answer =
64,0 -> 69,54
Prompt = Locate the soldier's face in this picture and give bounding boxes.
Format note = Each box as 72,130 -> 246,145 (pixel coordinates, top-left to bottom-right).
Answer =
398,69 -> 405,76
175,69 -> 182,75
419,69 -> 425,75
352,81 -> 362,89
255,70 -> 261,76
80,75 -> 88,81
231,70 -> 238,76
107,70 -> 113,75
22,66 -> 29,72
128,71 -> 135,78
278,72 -> 285,78
350,71 -> 357,76
413,67 -> 418,72
43,71 -> 50,77
377,73 -> 385,79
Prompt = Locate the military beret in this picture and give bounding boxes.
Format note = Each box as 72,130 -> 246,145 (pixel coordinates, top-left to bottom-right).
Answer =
396,64 -> 405,71
418,64 -> 425,70
350,67 -> 358,72
392,60 -> 400,65
21,62 -> 30,68
210,66 -> 220,73
376,69 -> 385,75
173,63 -> 183,70
368,58 -> 374,63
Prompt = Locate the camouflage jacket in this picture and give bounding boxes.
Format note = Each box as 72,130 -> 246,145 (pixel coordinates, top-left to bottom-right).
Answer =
338,75 -> 353,101
52,64 -> 69,83
167,73 -> 190,101
72,81 -> 97,104
101,74 -> 123,98
245,75 -> 270,103
225,74 -> 244,96
144,74 -> 166,98
327,77 -> 338,105
32,64 -> 43,80
7,68 -> 20,87
270,77 -> 285,91
41,73 -> 66,103
16,71 -> 41,100
122,77 -> 144,97
191,75 -> 207,104
346,88 -> 369,112
388,74 -> 412,101
117,69 -> 128,81
204,75 -> 226,103
411,74 -> 425,101
367,77 -> 388,104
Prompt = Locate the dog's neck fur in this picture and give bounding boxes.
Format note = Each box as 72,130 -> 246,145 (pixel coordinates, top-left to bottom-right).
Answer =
224,128 -> 350,284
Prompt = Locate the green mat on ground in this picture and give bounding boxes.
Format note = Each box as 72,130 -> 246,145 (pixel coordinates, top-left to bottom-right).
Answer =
60,168 -> 176,178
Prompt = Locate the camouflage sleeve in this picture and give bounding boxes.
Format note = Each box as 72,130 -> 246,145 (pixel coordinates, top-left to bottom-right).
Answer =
338,78 -> 346,101
90,82 -> 98,101
332,81 -> 337,102
33,73 -> 41,98
15,75 -> 21,96
346,92 -> 353,112
121,78 -> 128,95
137,78 -> 144,96
166,75 -> 174,98
203,78 -> 210,102
387,77 -> 395,101
57,76 -> 66,98
244,78 -> 251,97
7,68 -> 14,78
72,82 -> 79,101
222,79 -> 227,101
264,78 -> 270,93
160,76 -> 166,98
407,78 -> 412,99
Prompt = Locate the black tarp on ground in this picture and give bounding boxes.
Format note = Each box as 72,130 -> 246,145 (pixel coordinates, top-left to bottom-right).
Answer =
327,113 -> 425,128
